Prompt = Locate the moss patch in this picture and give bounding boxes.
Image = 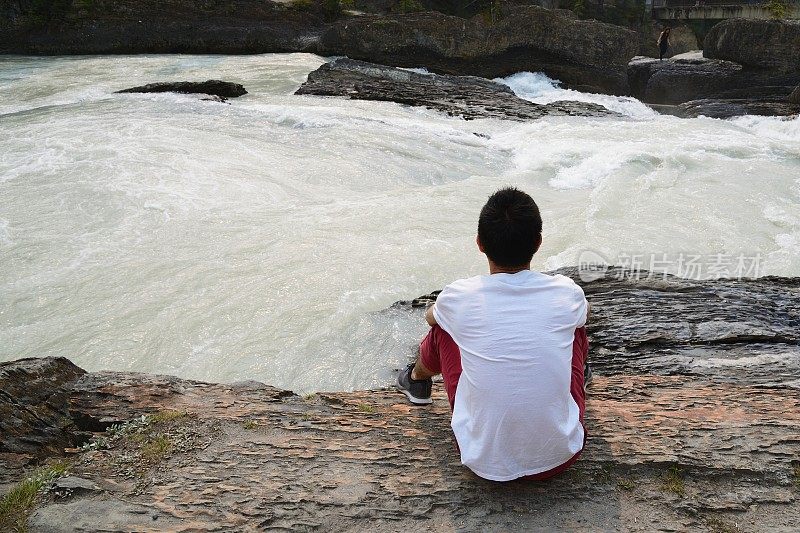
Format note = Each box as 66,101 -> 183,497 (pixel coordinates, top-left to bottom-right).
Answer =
617,478 -> 635,491
0,461 -> 70,532
660,465 -> 685,496
140,435 -> 173,464
149,410 -> 187,424
706,516 -> 740,533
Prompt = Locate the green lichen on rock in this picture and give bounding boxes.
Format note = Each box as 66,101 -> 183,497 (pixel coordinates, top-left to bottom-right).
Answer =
660,465 -> 686,496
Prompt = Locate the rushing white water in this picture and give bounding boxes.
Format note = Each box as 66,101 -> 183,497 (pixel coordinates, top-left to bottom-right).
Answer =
1,54 -> 799,392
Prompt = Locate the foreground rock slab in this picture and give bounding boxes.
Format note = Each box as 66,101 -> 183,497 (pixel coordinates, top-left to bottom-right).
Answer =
116,80 -> 247,99
296,59 -> 615,121
2,268 -> 799,531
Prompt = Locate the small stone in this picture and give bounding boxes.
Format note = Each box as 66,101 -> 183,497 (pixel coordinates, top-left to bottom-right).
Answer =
53,476 -> 101,495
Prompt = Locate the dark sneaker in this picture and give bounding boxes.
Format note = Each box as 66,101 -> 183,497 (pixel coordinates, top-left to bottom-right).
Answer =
584,362 -> 594,392
396,362 -> 433,405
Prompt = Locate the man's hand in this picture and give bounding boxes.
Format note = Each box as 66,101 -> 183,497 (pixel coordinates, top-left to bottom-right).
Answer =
425,304 -> 437,327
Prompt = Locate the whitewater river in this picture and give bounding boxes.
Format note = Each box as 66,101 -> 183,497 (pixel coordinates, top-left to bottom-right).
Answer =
1,53 -> 799,392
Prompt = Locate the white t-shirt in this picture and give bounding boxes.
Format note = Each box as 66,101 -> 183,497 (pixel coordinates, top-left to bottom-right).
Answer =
432,270 -> 588,482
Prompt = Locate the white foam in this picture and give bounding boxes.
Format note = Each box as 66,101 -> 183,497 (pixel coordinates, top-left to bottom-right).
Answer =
497,71 -> 657,119
0,218 -> 12,246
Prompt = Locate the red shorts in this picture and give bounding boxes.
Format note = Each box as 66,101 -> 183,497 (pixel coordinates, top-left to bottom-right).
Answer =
419,324 -> 589,481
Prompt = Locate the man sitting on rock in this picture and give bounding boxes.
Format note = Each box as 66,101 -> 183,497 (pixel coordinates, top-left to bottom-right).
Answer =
397,187 -> 590,482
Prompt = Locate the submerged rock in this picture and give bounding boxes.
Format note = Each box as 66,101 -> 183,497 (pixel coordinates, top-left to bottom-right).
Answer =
296,58 -> 615,121
676,98 -> 800,119
116,80 -> 247,99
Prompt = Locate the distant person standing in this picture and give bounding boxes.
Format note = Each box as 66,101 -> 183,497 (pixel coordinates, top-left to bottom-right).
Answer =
658,27 -> 672,60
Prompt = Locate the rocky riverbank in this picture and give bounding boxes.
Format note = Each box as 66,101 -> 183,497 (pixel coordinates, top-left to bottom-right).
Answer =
2,267 -> 799,531
0,2 -> 635,95
628,19 -> 800,118
4,2 -> 800,117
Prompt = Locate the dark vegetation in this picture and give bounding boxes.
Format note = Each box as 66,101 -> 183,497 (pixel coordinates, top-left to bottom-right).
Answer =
6,0 -> 647,27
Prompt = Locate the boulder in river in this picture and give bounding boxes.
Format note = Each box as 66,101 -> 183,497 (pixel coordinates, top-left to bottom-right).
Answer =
704,19 -> 800,73
628,54 -> 800,111
627,55 -> 742,105
116,80 -> 247,99
296,58 -> 615,121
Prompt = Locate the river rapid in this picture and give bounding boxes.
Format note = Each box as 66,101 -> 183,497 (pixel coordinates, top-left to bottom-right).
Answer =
1,53 -> 799,392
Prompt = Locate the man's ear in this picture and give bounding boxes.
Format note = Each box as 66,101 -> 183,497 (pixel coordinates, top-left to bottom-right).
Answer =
476,234 -> 485,253
533,234 -> 543,255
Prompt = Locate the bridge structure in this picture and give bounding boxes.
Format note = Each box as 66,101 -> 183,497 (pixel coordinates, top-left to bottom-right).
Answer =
650,0 -> 800,21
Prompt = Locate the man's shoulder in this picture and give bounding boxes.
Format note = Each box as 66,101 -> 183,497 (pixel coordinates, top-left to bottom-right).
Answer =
541,272 -> 583,291
441,274 -> 485,295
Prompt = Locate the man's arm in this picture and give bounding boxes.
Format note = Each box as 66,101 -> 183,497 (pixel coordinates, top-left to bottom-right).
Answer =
425,304 -> 437,327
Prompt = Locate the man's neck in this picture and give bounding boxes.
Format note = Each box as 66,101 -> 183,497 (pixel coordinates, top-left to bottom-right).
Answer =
488,262 -> 531,275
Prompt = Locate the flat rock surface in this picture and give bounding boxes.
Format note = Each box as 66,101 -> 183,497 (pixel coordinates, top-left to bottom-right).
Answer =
2,267 -> 799,531
296,59 -> 615,121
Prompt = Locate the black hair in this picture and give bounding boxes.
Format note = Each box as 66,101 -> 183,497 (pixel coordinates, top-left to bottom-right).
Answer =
477,187 -> 542,267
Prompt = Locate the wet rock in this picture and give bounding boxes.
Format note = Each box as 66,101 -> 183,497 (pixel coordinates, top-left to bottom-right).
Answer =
116,80 -> 247,99
0,357 -> 85,458
790,86 -> 800,105
628,55 -> 742,105
296,59 -> 615,121
627,55 -> 800,112
704,19 -> 800,73
676,98 -> 800,119
319,6 -> 638,95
